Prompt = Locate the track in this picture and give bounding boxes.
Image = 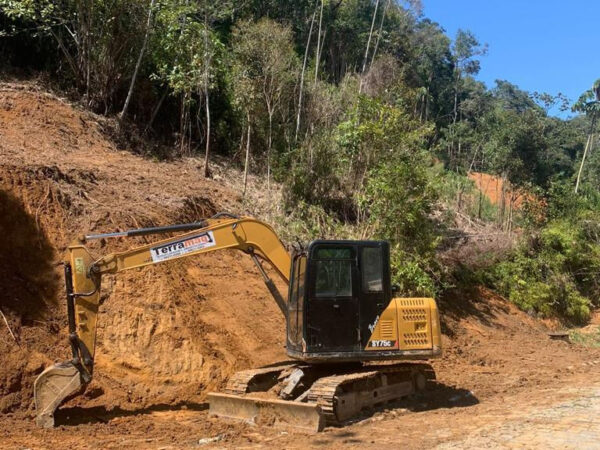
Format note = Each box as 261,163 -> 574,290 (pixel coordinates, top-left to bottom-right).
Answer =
307,363 -> 433,424
213,362 -> 435,428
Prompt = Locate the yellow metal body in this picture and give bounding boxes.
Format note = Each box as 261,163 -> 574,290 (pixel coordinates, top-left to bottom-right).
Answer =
365,297 -> 442,356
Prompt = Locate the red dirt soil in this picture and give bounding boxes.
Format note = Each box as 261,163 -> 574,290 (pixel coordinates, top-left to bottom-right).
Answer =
469,172 -> 529,209
1,83 -> 599,449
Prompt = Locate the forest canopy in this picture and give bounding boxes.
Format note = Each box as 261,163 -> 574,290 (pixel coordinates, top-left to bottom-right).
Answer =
1,0 -> 599,323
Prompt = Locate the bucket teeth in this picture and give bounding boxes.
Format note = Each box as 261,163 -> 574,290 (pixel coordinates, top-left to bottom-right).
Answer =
34,361 -> 85,428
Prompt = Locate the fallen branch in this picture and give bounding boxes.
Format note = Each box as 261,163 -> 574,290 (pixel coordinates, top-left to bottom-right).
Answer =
0,307 -> 20,347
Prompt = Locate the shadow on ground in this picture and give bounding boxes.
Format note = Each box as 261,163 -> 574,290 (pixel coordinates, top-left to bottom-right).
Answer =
343,380 -> 479,427
54,402 -> 209,426
438,286 -> 510,338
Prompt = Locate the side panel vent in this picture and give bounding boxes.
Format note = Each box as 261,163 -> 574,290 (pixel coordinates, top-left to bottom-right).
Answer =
396,298 -> 433,350
380,320 -> 394,339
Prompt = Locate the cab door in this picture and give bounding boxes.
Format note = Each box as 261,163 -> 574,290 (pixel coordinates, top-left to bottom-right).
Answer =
305,244 -> 359,352
358,243 -> 390,347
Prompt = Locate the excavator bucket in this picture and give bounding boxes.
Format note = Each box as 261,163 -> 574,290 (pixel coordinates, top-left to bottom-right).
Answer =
207,393 -> 324,432
34,361 -> 84,428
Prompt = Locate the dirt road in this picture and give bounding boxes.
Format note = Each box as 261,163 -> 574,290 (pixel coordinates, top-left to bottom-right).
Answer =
438,383 -> 600,449
2,372 -> 600,449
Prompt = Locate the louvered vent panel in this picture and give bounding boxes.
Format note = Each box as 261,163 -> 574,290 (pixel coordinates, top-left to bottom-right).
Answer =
380,320 -> 394,339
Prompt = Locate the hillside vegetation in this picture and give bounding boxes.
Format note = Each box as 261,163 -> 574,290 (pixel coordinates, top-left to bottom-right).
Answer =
1,0 -> 600,323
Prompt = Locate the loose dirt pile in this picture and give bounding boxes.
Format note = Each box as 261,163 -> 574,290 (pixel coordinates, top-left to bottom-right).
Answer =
1,83 -> 599,448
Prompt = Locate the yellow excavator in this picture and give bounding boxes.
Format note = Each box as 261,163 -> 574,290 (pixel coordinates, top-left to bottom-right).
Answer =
34,213 -> 442,431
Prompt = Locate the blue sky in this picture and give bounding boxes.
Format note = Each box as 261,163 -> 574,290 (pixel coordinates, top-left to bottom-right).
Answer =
422,0 -> 600,117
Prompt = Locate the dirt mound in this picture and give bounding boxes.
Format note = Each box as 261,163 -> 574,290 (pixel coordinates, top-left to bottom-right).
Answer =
434,286 -> 598,401
0,84 -> 285,416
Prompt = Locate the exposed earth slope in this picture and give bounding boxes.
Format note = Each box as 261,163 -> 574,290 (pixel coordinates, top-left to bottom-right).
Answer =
1,84 -> 599,448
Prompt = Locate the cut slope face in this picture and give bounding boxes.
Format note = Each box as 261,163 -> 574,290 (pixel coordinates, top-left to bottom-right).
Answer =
468,172 -> 532,209
0,84 -> 286,415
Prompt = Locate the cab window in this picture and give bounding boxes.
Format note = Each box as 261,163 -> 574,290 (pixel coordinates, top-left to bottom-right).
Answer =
313,246 -> 353,298
361,247 -> 383,293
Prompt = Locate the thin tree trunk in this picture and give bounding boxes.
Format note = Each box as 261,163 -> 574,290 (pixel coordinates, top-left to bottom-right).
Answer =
575,115 -> 597,193
295,4 -> 317,143
204,88 -> 211,177
144,88 -> 168,135
78,0 -> 93,101
86,1 -> 92,103
499,173 -> 506,228
49,28 -> 79,81
121,0 -> 155,123
238,125 -> 245,155
317,28 -> 327,75
202,13 -> 212,178
453,72 -> 460,125
314,0 -> 324,82
267,110 -> 273,190
243,112 -> 251,197
370,0 -> 390,68
180,93 -> 188,155
359,0 -> 380,94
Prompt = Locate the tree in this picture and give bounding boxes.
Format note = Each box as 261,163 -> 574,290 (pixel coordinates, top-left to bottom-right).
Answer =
151,1 -> 224,155
120,0 -> 156,123
1,0 -> 148,111
446,29 -> 487,168
295,1 -> 318,143
573,79 -> 600,193
230,18 -> 298,190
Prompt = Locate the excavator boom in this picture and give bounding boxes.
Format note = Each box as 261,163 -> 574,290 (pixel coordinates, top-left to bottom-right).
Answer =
34,214 -> 292,428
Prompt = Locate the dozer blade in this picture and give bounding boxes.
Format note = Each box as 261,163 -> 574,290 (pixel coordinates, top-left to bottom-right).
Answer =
207,392 -> 324,432
34,361 -> 85,428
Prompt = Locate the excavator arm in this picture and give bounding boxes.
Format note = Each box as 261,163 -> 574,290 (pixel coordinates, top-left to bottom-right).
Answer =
34,214 -> 291,428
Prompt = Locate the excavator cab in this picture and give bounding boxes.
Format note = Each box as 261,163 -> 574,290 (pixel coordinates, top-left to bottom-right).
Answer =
287,241 -> 440,362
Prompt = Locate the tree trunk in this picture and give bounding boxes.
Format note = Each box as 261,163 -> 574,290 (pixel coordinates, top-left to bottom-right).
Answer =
267,110 -> 273,190
453,72 -> 460,125
499,173 -> 507,228
575,114 -> 597,193
314,0 -> 324,82
202,14 -> 212,178
144,88 -> 168,135
370,0 -> 390,69
49,28 -> 79,81
243,112 -> 251,197
203,88 -> 211,177
121,0 -> 155,124
359,0 -> 380,93
180,93 -> 189,155
295,4 -> 317,143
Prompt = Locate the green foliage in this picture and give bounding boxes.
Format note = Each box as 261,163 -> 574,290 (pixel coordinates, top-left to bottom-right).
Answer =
569,327 -> 600,348
3,0 -> 600,322
151,2 -> 223,96
229,17 -> 298,173
573,78 -> 600,115
486,208 -> 600,324
390,248 -> 436,297
361,154 -> 437,255
435,169 -> 498,222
